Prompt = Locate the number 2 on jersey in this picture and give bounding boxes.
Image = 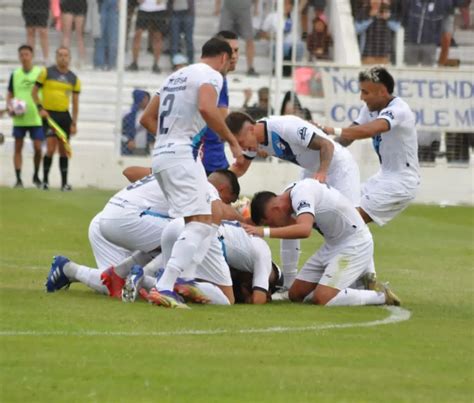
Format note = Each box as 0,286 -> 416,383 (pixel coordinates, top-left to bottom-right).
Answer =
159,94 -> 175,135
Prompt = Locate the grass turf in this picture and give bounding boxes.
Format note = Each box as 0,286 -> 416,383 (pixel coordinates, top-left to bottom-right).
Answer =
0,187 -> 473,402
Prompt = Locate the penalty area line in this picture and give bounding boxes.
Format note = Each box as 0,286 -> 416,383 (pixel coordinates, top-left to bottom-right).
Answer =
0,306 -> 410,337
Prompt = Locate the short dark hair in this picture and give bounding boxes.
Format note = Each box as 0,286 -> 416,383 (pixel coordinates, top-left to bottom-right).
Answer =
215,30 -> 238,40
250,191 -> 276,225
225,111 -> 256,135
201,37 -> 232,58
214,169 -> 240,199
359,66 -> 395,94
18,44 -> 33,53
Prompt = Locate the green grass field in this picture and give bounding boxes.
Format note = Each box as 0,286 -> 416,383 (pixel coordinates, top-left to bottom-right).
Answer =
0,187 -> 473,402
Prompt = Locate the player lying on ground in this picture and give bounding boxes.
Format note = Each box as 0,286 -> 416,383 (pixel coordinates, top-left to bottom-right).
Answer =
225,111 -> 362,293
244,178 -> 401,307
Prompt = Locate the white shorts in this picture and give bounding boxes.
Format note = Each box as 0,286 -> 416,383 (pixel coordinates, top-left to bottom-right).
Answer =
99,205 -> 170,253
301,149 -> 361,207
296,229 -> 373,290
195,237 -> 233,287
153,150 -> 211,218
361,172 -> 418,226
88,213 -> 131,270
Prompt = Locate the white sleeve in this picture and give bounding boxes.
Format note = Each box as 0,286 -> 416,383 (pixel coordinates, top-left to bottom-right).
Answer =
291,181 -> 317,217
250,237 -> 272,291
243,150 -> 257,160
378,103 -> 404,131
200,69 -> 223,98
354,104 -> 371,125
207,182 -> 220,202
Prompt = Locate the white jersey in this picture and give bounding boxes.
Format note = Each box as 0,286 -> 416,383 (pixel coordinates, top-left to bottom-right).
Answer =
139,0 -> 166,12
103,174 -> 169,216
244,115 -> 353,177
153,63 -> 223,149
354,97 -> 420,183
290,179 -> 367,246
218,221 -> 272,291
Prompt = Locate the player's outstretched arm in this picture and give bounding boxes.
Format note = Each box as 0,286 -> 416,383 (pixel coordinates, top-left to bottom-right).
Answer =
307,134 -> 335,183
230,158 -> 252,177
140,94 -> 160,135
327,119 -> 390,142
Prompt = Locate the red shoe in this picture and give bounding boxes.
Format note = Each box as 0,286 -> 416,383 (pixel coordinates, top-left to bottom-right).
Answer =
100,266 -> 125,299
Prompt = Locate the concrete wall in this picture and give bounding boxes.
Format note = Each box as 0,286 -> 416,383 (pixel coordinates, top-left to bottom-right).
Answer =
1,137 -> 472,205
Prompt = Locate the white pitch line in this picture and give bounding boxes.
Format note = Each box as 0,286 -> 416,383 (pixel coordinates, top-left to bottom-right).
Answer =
0,306 -> 410,337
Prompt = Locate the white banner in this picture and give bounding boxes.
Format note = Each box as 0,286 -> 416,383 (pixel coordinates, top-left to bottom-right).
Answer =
321,67 -> 474,132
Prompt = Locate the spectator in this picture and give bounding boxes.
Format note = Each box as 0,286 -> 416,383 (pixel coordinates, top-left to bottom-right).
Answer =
460,0 -> 471,29
300,0 -> 327,39
402,0 -> 454,66
280,91 -> 312,121
307,15 -> 332,61
127,0 -> 168,73
171,53 -> 189,71
96,0 -> 119,70
242,87 -> 272,120
60,0 -> 88,65
170,0 -> 195,66
127,0 -> 139,48
354,0 -> 401,65
121,90 -> 154,156
260,0 -> 305,77
32,47 -> 81,191
22,0 -> 50,65
215,0 -> 259,76
6,45 -> 44,188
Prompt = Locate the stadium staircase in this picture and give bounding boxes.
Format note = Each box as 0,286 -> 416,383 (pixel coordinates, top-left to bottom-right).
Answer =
0,0 -> 472,190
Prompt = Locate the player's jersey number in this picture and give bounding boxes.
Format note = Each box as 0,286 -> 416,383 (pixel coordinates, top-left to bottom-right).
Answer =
159,94 -> 175,135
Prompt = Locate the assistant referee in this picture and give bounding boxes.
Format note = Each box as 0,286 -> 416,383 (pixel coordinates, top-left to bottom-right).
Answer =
32,46 -> 81,191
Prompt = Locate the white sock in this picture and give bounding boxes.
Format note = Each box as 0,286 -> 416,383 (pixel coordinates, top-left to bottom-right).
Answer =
156,221 -> 215,291
160,218 -> 185,268
75,267 -> 108,294
280,239 -> 300,288
115,251 -> 153,278
142,274 -> 156,291
195,282 -> 230,305
326,288 -> 385,306
143,254 -> 163,277
63,261 -> 81,282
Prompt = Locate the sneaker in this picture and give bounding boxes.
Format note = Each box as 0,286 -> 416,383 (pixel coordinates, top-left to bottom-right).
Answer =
100,266 -> 126,298
271,287 -> 290,301
45,255 -> 71,292
361,272 -> 377,290
374,281 -> 401,306
174,279 -> 210,304
151,63 -> 161,74
142,288 -> 189,309
126,62 -> 139,72
122,265 -> 144,303
61,184 -> 72,192
33,176 -> 42,188
42,182 -> 49,191
14,180 -> 24,188
246,67 -> 259,77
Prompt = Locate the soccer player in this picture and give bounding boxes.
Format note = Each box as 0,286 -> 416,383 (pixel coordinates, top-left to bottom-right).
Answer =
139,37 -> 244,308
225,111 -> 361,292
198,31 -> 239,175
245,179 -> 401,307
45,169 -> 241,298
219,220 -> 279,304
320,66 -> 420,226
6,44 -> 44,188
32,47 -> 81,191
